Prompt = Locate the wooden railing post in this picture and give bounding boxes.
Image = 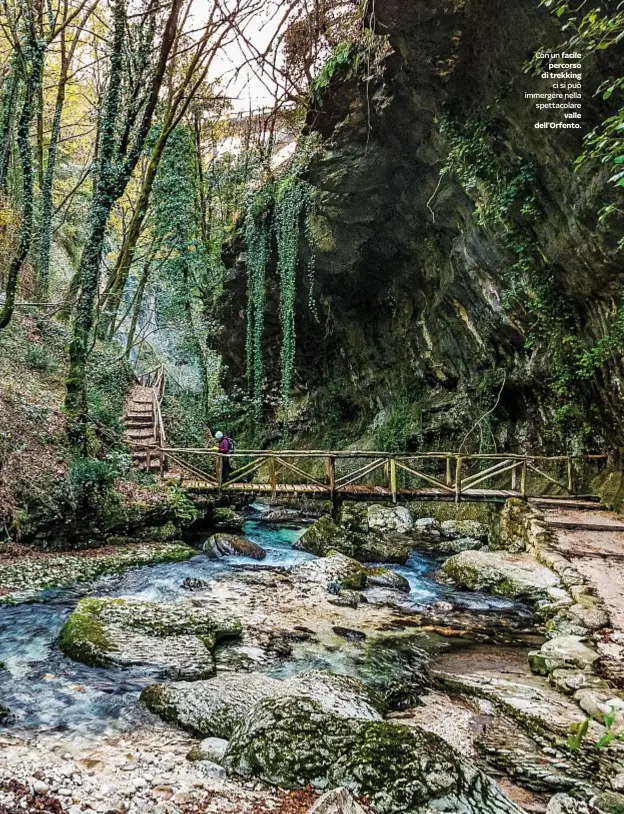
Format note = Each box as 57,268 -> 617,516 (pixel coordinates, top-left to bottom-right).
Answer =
326,456 -> 336,501
511,462 -> 517,492
455,456 -> 463,504
520,460 -> 527,498
446,457 -> 452,487
390,458 -> 397,504
567,457 -> 574,494
159,450 -> 164,477
268,457 -> 277,499
216,456 -> 223,493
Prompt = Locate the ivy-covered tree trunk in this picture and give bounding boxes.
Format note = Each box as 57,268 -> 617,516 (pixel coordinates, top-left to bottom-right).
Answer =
0,43 -> 45,330
65,0 -> 183,443
0,67 -> 19,195
64,0 -> 126,441
38,28 -> 71,299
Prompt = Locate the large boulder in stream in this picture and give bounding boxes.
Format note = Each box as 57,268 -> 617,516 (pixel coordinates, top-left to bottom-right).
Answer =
203,533 -> 266,560
292,551 -> 410,593
224,696 -> 525,814
141,670 -> 384,738
294,516 -> 410,563
442,550 -> 561,601
59,598 -> 241,679
367,504 -> 413,534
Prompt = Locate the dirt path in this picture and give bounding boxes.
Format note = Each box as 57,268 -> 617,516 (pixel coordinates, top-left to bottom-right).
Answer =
541,506 -> 624,685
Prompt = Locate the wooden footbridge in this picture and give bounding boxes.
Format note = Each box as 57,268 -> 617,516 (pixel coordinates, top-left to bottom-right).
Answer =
124,366 -> 607,506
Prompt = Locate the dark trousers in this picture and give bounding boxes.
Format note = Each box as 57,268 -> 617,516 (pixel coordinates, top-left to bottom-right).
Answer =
222,455 -> 231,483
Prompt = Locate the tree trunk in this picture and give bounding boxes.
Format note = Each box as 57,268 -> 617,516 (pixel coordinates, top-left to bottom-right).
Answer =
64,0 -> 126,441
65,0 -> 183,444
0,67 -> 19,195
0,44 -> 45,330
101,128 -> 169,338
124,255 -> 152,356
38,44 -> 68,300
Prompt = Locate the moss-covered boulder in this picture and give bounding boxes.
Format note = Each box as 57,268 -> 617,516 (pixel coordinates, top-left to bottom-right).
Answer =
203,533 -> 266,560
441,550 -> 561,601
59,598 -> 241,679
293,551 -> 408,593
294,516 -> 409,564
142,670 -> 384,738
224,696 -> 524,813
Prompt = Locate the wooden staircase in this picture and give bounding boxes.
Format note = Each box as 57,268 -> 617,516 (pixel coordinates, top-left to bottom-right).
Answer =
124,366 -> 166,472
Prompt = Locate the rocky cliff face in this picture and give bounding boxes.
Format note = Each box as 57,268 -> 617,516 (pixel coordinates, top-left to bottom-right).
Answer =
223,0 -> 624,453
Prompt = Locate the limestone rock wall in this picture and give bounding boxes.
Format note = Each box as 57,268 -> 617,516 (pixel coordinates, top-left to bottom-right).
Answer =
219,0 -> 624,453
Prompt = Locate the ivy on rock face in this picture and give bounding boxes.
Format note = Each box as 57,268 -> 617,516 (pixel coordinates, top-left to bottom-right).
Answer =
244,186 -> 271,426
242,136 -> 319,426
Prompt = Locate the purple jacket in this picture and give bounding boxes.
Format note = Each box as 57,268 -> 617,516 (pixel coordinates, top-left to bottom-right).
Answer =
218,436 -> 232,454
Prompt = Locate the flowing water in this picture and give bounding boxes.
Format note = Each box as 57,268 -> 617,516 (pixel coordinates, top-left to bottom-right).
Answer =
0,506 -> 528,733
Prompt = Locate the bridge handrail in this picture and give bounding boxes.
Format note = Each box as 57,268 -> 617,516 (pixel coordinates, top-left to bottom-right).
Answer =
158,448 -> 608,461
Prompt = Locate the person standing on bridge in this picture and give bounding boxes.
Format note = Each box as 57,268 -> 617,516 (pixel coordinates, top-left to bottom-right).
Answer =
215,431 -> 234,483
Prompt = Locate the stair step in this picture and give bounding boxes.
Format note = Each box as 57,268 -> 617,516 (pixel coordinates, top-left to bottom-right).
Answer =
132,448 -> 158,458
131,457 -> 161,471
125,413 -> 153,422
126,428 -> 155,438
531,499 -> 607,511
548,520 -> 624,533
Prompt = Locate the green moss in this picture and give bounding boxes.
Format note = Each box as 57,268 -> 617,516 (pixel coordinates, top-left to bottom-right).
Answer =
409,501 -> 496,525
297,516 -> 409,564
58,598 -> 113,667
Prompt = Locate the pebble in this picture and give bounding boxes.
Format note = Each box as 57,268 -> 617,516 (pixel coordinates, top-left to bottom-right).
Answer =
195,760 -> 226,781
32,780 -> 49,794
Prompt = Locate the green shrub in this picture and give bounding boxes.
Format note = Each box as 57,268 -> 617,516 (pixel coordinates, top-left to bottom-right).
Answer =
376,401 -> 416,452
26,344 -> 57,373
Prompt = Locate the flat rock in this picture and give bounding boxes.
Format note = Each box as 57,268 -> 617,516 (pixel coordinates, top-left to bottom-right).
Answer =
442,550 -> 561,601
142,670 -> 384,738
224,696 -> 524,813
203,533 -> 266,560
549,668 -> 609,695
59,598 -> 241,679
528,636 -> 600,677
567,603 -> 610,631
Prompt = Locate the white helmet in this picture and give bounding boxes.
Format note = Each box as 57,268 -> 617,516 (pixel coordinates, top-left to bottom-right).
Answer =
215,431 -> 224,440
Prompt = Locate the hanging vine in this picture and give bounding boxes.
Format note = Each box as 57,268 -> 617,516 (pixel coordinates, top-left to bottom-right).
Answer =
274,142 -> 318,403
244,182 -> 273,426
242,135 -> 320,426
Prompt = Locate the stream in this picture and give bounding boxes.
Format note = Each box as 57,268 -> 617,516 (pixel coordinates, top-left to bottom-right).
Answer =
0,505 -> 529,734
